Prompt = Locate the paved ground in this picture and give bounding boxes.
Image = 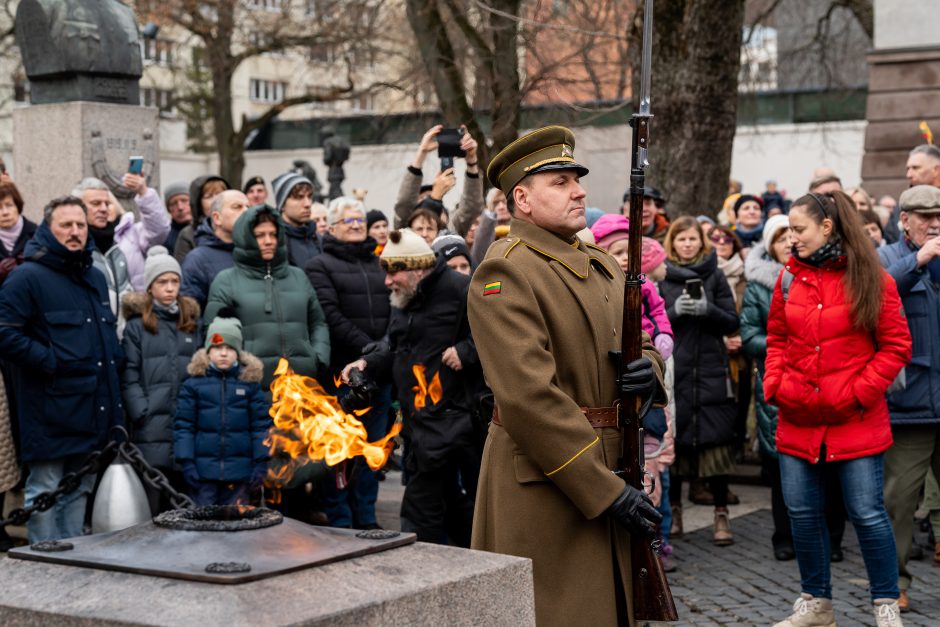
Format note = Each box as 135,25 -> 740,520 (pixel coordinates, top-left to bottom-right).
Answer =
376,468 -> 940,626
665,508 -> 940,626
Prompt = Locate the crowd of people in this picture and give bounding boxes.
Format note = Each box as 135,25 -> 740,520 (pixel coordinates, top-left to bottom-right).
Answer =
0,126 -> 938,626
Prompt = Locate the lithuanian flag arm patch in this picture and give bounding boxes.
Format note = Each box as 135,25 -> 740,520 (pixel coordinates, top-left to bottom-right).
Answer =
483,281 -> 502,296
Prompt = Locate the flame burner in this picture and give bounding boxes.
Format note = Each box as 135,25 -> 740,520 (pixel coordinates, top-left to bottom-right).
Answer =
153,505 -> 283,532
9,510 -> 415,583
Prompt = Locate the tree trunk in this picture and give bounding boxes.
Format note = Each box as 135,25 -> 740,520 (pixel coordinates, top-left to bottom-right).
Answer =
643,0 -> 746,219
405,0 -> 488,173
487,0 -> 522,159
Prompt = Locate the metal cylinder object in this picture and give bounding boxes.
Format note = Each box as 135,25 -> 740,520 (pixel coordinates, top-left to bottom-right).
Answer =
91,458 -> 151,534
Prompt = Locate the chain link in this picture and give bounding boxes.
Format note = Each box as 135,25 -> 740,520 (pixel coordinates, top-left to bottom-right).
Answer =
0,440 -> 119,528
117,441 -> 194,511
0,434 -> 195,529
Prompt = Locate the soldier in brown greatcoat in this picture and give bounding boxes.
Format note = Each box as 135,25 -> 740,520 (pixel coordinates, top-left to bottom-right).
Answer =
468,126 -> 666,625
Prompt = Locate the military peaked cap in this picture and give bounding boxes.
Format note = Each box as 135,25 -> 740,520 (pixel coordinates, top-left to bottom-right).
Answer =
486,125 -> 589,195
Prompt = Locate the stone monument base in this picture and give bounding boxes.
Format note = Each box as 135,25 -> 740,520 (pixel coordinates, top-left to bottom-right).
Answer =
13,101 -> 159,224
0,541 -> 534,626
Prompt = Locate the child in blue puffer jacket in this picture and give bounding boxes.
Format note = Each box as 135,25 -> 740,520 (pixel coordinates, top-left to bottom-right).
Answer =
173,315 -> 271,506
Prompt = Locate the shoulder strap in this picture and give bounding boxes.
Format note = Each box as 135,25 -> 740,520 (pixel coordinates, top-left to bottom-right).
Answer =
781,270 -> 794,302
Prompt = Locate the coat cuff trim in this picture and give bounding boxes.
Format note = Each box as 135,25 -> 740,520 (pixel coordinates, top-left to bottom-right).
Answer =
545,436 -> 599,477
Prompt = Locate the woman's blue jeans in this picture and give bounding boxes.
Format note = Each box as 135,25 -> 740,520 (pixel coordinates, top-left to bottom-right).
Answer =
779,452 -> 899,601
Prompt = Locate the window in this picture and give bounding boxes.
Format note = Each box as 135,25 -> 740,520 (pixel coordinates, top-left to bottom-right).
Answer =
308,43 -> 338,64
248,0 -> 283,11
249,79 -> 287,103
141,88 -> 174,114
142,39 -> 173,66
351,93 -> 373,112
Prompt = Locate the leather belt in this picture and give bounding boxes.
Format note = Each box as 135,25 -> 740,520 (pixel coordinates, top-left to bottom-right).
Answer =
491,405 -> 619,429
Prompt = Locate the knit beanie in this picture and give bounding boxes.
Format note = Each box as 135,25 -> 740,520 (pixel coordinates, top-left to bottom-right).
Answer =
640,237 -> 666,274
366,209 -> 388,230
591,213 -> 630,250
243,176 -> 266,194
144,246 -> 181,290
432,233 -> 473,266
761,214 -> 790,252
163,181 -> 189,204
205,316 -> 243,352
271,172 -> 314,211
380,228 -> 436,271
733,194 -> 764,217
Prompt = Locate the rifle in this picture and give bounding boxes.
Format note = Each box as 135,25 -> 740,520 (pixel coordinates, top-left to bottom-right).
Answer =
619,0 -> 678,621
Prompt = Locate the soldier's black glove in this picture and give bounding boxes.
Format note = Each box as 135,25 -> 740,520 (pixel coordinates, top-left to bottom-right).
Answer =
606,483 -> 662,538
611,355 -> 656,418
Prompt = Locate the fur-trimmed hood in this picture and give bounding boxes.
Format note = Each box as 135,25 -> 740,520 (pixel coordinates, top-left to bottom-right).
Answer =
744,242 -> 784,290
121,292 -> 201,319
187,348 -> 264,382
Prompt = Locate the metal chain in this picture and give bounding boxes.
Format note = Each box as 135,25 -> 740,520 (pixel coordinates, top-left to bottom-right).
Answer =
117,441 -> 194,511
0,440 -> 119,528
0,428 -> 196,529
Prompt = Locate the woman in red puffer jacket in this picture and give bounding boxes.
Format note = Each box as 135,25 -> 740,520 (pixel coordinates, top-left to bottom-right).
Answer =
764,190 -> 910,627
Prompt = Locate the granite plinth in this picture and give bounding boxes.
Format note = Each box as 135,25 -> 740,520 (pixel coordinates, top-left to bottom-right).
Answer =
12,102 -> 159,223
0,541 -> 534,626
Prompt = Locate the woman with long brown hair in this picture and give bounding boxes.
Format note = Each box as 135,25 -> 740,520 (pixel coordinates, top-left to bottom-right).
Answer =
764,191 -> 911,626
660,215 -> 740,546
121,246 -> 201,513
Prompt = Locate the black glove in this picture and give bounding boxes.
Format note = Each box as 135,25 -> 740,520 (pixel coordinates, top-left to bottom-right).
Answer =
614,355 -> 656,418
606,483 -> 662,537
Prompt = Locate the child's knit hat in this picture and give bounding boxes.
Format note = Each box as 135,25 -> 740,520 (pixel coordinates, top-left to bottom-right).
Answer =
206,315 -> 243,352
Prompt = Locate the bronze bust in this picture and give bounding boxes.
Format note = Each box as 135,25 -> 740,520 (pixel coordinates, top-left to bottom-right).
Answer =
16,0 -> 142,104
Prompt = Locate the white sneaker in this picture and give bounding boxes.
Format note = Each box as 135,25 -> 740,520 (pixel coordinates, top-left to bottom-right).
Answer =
773,593 -> 836,627
873,599 -> 903,627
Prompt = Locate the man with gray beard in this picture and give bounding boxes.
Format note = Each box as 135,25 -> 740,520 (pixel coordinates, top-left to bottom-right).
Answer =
342,228 -> 487,546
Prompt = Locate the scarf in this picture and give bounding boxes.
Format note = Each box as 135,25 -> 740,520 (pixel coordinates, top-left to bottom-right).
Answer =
794,240 -> 844,268
153,299 -> 180,316
90,220 -> 117,253
0,215 -> 23,255
734,221 -> 765,247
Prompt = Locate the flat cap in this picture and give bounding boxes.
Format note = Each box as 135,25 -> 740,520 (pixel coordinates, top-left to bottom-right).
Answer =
899,185 -> 940,213
486,125 -> 588,195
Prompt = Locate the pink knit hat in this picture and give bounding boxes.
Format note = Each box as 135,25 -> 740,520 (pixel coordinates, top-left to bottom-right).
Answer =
641,237 -> 666,274
590,213 -> 630,250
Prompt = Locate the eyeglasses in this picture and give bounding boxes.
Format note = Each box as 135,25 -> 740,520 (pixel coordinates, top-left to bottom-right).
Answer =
334,217 -> 365,226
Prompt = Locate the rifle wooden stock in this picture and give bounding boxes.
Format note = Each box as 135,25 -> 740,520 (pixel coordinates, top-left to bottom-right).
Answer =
619,64 -> 679,625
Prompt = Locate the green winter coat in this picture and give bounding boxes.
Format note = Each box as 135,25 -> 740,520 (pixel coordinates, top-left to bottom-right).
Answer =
739,242 -> 781,457
204,205 -> 330,388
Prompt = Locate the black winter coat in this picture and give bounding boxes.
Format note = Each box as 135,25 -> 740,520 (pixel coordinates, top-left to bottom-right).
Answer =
661,251 -> 740,449
285,222 -> 322,269
305,235 -> 390,373
364,258 -> 485,470
121,293 -> 201,469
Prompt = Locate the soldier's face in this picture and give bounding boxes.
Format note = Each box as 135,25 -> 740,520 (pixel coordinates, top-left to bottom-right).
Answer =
514,170 -> 586,238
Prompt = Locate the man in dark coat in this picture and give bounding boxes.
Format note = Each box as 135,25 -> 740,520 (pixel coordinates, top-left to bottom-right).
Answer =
306,199 -> 390,529
0,195 -> 124,542
180,190 -> 248,311
272,172 -> 322,269
879,185 -> 940,609
342,228 -> 485,545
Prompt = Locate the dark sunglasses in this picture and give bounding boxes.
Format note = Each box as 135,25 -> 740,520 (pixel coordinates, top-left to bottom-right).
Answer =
710,235 -> 733,245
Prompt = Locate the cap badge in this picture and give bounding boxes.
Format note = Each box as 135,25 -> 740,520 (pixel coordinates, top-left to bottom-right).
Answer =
562,145 -> 573,158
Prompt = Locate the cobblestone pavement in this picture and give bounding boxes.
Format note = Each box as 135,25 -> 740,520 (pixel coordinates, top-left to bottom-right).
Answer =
662,507 -> 940,626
